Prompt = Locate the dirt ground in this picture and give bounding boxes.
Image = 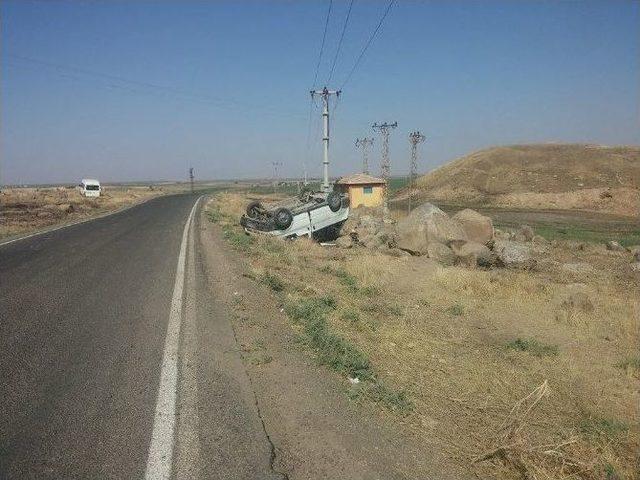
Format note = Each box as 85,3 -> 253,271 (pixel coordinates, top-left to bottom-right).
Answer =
208,191 -> 639,480
0,185 -> 168,240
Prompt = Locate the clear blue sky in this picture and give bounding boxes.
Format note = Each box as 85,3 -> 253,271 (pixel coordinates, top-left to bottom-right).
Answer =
2,0 -> 639,185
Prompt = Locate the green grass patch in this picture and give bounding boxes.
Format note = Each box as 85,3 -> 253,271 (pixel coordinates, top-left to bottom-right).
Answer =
506,338 -> 559,357
261,272 -> 285,292
222,227 -> 253,251
580,417 -> 628,438
447,303 -> 464,316
341,309 -> 360,323
206,208 -> 223,223
348,381 -> 413,415
530,224 -> 640,247
615,356 -> 640,375
284,295 -> 409,413
359,285 -> 381,297
334,268 -> 358,291
285,296 -> 372,380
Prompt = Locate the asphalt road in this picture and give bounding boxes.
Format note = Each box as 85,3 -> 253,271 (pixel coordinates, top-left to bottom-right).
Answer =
0,194 -> 280,479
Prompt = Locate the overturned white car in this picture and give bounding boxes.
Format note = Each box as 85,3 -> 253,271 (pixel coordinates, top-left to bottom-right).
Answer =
240,190 -> 349,239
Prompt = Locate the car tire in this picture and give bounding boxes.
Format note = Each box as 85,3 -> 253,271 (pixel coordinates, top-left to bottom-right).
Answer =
327,192 -> 342,212
273,208 -> 293,230
246,201 -> 262,217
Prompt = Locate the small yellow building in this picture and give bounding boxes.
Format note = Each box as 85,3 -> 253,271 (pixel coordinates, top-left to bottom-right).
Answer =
335,173 -> 387,209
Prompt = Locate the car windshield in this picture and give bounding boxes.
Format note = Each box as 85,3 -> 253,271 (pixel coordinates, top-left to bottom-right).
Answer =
85,185 -> 100,190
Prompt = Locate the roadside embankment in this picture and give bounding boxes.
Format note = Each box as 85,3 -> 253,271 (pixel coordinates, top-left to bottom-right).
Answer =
207,190 -> 639,480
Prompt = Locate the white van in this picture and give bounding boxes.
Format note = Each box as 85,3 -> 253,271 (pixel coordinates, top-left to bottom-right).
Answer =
78,179 -> 101,197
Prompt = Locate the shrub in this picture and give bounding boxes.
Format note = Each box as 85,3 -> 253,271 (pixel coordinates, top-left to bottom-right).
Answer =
506,338 -> 559,357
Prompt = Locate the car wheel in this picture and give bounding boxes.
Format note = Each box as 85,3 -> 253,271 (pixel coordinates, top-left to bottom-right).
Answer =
246,201 -> 262,217
327,192 -> 342,212
273,208 -> 293,230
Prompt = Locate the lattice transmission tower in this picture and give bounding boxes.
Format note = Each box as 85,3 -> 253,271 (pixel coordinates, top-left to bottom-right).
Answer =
408,131 -> 426,212
355,137 -> 374,174
372,121 -> 397,209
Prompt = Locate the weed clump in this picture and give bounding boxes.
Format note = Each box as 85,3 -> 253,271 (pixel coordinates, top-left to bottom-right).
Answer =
261,272 -> 285,292
506,338 -> 559,357
285,296 -> 372,380
447,303 -> 464,316
615,356 -> 640,377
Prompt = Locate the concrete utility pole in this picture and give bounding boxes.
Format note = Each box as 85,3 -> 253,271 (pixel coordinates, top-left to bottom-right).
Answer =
372,121 -> 397,209
355,137 -> 374,175
408,131 -> 426,213
311,86 -> 341,193
189,167 -> 194,194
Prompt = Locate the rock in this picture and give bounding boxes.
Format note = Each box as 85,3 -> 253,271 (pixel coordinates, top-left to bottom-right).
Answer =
374,227 -> 398,249
335,235 -> 353,248
359,233 -> 384,250
494,228 -> 512,240
531,235 -> 549,245
561,291 -> 594,313
426,242 -> 456,266
606,240 -> 626,252
630,262 -> 640,272
36,211 -> 53,218
517,225 -> 535,242
452,209 -> 493,245
451,241 -> 493,268
385,247 -> 412,258
627,245 -> 640,261
561,262 -> 595,275
493,240 -> 536,269
396,203 -> 467,255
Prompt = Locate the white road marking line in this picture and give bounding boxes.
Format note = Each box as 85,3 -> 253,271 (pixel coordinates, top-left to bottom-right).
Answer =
144,197 -> 201,480
175,205 -> 202,480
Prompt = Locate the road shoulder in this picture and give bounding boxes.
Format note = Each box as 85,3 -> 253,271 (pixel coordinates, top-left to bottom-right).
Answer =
198,208 -> 468,480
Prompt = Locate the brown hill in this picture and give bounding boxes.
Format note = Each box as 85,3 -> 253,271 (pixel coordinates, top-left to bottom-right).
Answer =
410,144 -> 640,217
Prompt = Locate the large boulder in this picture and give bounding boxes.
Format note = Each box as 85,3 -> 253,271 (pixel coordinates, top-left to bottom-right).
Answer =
606,240 -> 626,252
492,240 -> 536,269
451,241 -> 493,268
427,242 -> 456,266
397,203 -> 467,255
452,209 -> 494,245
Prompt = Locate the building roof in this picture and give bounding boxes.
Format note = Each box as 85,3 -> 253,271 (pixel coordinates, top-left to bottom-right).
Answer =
335,173 -> 386,185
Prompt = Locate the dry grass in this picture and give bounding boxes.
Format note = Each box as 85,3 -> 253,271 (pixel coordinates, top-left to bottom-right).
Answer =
210,191 -> 640,480
410,144 -> 640,217
0,185 -> 168,239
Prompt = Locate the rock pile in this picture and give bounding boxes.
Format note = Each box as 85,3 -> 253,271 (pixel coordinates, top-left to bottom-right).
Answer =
337,202 -> 539,269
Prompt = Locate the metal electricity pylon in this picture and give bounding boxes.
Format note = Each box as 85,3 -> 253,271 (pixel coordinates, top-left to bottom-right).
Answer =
271,161 -> 283,192
372,121 -> 397,209
355,137 -> 374,174
408,131 -> 426,213
311,87 -> 341,192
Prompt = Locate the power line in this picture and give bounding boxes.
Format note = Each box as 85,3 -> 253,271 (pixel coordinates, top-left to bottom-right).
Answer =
311,0 -> 333,88
7,53 -> 306,120
339,0 -> 396,89
326,0 -> 354,84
